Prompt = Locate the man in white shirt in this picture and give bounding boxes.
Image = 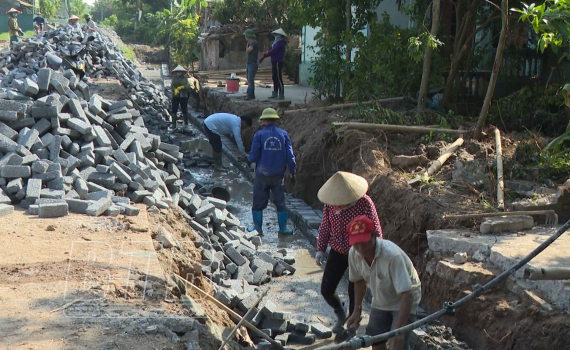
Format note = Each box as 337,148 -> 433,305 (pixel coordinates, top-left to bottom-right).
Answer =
345,215 -> 421,350
203,113 -> 252,169
84,14 -> 97,32
67,15 -> 83,39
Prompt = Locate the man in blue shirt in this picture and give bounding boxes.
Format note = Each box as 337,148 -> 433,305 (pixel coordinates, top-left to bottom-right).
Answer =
204,113 -> 252,169
33,12 -> 45,34
247,108 -> 296,234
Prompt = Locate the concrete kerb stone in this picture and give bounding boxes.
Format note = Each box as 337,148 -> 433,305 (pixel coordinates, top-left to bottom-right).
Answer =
38,202 -> 69,218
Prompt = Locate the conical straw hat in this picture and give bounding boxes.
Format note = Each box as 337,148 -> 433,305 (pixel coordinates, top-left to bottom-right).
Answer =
6,8 -> 20,14
69,15 -> 80,20
271,28 -> 287,36
317,171 -> 369,206
172,65 -> 188,72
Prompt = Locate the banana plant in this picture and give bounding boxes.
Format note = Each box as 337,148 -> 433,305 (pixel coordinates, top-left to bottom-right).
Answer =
545,84 -> 570,153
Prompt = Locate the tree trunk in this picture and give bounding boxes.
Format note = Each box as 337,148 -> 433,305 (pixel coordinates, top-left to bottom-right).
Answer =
134,0 -> 140,40
474,0 -> 509,140
343,0 -> 352,100
417,0 -> 441,110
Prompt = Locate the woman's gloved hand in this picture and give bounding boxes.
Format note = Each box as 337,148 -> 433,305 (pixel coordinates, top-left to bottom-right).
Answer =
315,251 -> 325,266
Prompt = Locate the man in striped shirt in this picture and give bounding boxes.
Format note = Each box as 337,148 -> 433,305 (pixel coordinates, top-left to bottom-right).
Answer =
314,171 -> 382,333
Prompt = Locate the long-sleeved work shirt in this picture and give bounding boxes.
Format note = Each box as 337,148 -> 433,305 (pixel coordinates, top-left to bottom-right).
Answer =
316,194 -> 383,254
204,113 -> 246,153
248,123 -> 296,177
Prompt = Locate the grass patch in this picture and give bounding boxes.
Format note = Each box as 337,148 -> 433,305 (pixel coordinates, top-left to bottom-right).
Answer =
0,30 -> 35,41
118,44 -> 136,62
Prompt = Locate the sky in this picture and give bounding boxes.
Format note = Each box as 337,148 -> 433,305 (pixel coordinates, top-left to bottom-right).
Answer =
84,0 -> 96,5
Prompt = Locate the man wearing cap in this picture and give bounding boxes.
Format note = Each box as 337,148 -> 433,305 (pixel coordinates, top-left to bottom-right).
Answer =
259,28 -> 287,100
204,112 -> 253,169
346,215 -> 421,350
247,108 -> 295,234
33,12 -> 45,34
84,14 -> 97,32
170,65 -> 196,129
7,8 -> 24,46
243,29 -> 258,100
315,171 -> 382,334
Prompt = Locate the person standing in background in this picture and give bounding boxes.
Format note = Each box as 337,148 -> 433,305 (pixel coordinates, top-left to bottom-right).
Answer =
259,28 -> 287,100
33,12 -> 45,34
170,65 -> 193,129
7,8 -> 24,46
243,29 -> 258,101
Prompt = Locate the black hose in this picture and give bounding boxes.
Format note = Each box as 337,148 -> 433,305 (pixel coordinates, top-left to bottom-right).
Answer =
315,219 -> 570,350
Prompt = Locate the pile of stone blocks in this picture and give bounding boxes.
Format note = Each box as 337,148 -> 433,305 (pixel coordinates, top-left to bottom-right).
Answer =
0,25 -> 184,218
212,287 -> 332,347
2,27 -> 170,120
170,187 -> 296,286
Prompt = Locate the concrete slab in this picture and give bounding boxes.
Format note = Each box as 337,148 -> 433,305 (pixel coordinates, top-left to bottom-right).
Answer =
427,226 -> 570,312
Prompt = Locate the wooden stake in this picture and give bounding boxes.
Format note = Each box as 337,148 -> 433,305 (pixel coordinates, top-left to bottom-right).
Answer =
494,128 -> 504,209
218,288 -> 269,350
334,122 -> 466,135
173,274 -> 285,350
50,298 -> 84,313
408,137 -> 464,186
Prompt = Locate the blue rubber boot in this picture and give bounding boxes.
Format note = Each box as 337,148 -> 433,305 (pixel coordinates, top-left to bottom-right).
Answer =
247,210 -> 263,234
277,211 -> 293,234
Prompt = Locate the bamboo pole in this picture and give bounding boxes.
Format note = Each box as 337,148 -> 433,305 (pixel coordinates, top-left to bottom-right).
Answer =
417,0 -> 441,110
408,137 -> 464,186
173,274 -> 285,350
284,97 -> 410,115
334,122 -> 466,135
218,288 -> 269,350
495,128 -> 505,209
523,267 -> 570,280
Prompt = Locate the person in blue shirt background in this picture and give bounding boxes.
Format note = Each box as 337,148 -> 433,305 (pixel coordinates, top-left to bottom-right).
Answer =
33,12 -> 45,34
204,112 -> 253,170
247,108 -> 296,235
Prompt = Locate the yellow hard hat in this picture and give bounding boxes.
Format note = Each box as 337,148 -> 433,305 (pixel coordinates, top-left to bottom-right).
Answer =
259,108 -> 280,120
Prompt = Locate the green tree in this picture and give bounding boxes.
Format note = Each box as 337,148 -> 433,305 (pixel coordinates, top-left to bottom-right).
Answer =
514,0 -> 570,55
211,0 -> 301,35
40,0 -> 61,19
70,0 -> 90,17
293,0 -> 382,100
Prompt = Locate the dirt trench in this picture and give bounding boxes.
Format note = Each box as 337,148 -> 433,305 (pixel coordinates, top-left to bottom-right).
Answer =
201,90 -> 570,350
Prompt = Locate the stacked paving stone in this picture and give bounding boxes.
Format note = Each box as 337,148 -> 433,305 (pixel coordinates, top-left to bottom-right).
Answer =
0,29 -> 182,217
1,26 -> 170,120
213,285 -> 332,347
172,187 -> 296,286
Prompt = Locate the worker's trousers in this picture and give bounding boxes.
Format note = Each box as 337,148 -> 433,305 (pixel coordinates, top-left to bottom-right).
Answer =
246,63 -> 258,98
204,124 -> 223,153
271,61 -> 284,95
171,96 -> 188,125
252,173 -> 287,212
321,249 -> 355,315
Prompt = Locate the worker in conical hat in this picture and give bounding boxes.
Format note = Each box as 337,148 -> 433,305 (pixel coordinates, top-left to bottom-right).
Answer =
170,65 -> 200,129
67,15 -> 83,39
7,8 -> 24,46
259,28 -> 287,100
314,171 -> 383,335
